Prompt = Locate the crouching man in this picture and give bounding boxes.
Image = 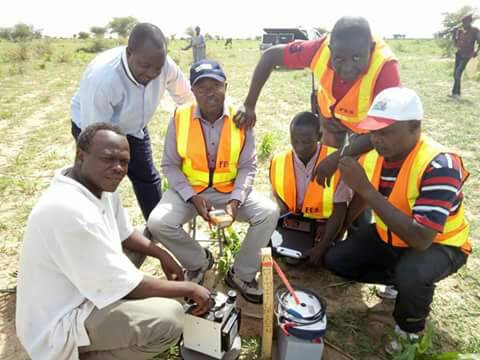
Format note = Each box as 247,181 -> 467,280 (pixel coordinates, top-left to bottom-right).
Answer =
147,59 -> 279,304
325,87 -> 471,353
16,123 -> 211,360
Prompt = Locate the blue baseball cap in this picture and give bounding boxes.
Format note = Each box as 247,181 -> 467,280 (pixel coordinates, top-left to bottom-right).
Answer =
190,59 -> 226,86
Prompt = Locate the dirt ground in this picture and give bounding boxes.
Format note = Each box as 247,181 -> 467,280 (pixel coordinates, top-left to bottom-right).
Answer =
1,251 -> 396,360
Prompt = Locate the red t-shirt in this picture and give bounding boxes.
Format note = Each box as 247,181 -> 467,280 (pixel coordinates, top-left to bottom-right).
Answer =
283,38 -> 401,101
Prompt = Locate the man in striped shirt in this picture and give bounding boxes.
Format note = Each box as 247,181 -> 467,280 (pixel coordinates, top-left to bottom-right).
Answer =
324,87 -> 470,354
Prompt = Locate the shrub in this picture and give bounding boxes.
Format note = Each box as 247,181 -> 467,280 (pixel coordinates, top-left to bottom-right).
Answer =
56,50 -> 72,63
258,132 -> 276,161
8,63 -> 25,76
36,39 -> 53,58
8,42 -> 29,62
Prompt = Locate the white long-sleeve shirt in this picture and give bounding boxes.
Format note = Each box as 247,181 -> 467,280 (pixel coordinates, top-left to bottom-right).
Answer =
71,46 -> 193,139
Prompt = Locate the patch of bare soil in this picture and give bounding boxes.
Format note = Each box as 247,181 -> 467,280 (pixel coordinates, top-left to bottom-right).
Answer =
0,294 -> 29,360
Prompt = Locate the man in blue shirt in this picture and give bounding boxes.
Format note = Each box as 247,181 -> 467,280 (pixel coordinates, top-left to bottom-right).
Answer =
71,23 -> 193,219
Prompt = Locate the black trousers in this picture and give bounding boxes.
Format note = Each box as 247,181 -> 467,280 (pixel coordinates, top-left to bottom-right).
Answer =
452,53 -> 471,95
72,121 -> 162,220
324,224 -> 467,333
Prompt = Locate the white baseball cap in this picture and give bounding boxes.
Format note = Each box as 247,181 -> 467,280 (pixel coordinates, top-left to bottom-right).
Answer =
356,87 -> 424,131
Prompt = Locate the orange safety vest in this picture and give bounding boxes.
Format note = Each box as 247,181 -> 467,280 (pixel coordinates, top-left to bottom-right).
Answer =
310,36 -> 396,132
369,137 -> 471,253
175,103 -> 245,194
270,146 -> 379,219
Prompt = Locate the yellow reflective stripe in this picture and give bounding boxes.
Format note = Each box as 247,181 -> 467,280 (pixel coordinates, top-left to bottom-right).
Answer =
312,35 -> 330,79
443,204 -> 466,232
177,104 -> 210,186
406,138 -> 441,208
361,150 -> 379,182
228,107 -> 240,179
375,216 -> 387,230
274,152 -> 287,202
177,105 -> 191,158
441,223 -> 469,247
357,39 -> 393,118
321,145 -> 336,217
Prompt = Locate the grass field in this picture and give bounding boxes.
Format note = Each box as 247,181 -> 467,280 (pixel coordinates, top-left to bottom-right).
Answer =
0,37 -> 479,359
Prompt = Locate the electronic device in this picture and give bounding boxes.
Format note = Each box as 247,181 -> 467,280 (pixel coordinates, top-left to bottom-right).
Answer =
209,209 -> 233,228
271,214 -> 316,259
275,287 -> 327,360
182,290 -> 241,360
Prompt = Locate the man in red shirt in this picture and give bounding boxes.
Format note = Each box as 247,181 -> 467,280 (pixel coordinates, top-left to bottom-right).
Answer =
234,16 -> 400,186
451,14 -> 480,98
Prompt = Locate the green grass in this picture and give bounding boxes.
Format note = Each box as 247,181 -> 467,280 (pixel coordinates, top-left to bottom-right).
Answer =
0,38 -> 479,359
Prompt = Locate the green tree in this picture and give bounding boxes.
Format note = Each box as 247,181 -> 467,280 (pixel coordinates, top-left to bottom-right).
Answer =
108,16 -> 138,38
90,26 -> 107,38
11,23 -> 36,42
0,28 -> 11,41
78,32 -> 90,40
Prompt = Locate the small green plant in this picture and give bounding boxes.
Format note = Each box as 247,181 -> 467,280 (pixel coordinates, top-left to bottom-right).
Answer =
217,227 -> 241,276
392,324 -> 480,360
8,63 -> 25,75
161,177 -> 169,193
258,132 -> 276,161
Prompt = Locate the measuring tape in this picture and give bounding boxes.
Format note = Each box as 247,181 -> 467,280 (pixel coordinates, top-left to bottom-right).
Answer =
261,248 -> 274,359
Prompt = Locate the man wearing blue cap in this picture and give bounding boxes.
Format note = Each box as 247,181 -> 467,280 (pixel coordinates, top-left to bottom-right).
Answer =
147,59 -> 279,304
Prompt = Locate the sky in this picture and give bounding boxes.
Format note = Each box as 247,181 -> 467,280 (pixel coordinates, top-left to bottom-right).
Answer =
0,0 -> 479,39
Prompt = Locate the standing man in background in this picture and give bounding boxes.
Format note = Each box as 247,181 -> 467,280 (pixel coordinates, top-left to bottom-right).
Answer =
450,14 -> 480,99
71,22 -> 193,220
183,26 -> 207,63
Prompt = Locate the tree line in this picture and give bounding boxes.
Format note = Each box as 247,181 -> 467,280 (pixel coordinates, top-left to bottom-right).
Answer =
0,16 -> 138,42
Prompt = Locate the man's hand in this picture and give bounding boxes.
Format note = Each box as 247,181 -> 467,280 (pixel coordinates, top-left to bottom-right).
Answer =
187,283 -> 212,316
233,104 -> 256,129
305,242 -> 330,266
225,200 -> 240,225
312,153 -> 339,187
190,195 -> 213,222
338,156 -> 373,197
159,251 -> 184,281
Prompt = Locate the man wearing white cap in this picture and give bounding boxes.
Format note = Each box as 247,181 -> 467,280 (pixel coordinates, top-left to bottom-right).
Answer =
324,87 -> 471,353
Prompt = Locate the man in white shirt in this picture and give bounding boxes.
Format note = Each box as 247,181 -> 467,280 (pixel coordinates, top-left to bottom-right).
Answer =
183,26 -> 206,62
16,123 -> 211,360
71,23 -> 194,220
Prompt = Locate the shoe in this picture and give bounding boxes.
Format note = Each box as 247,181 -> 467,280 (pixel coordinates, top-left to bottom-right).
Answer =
185,248 -> 214,284
448,94 -> 461,100
385,324 -> 419,355
376,285 -> 398,300
224,268 -> 263,304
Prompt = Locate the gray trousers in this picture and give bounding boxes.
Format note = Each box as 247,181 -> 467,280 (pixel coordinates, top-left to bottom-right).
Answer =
78,298 -> 184,360
147,188 -> 279,282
